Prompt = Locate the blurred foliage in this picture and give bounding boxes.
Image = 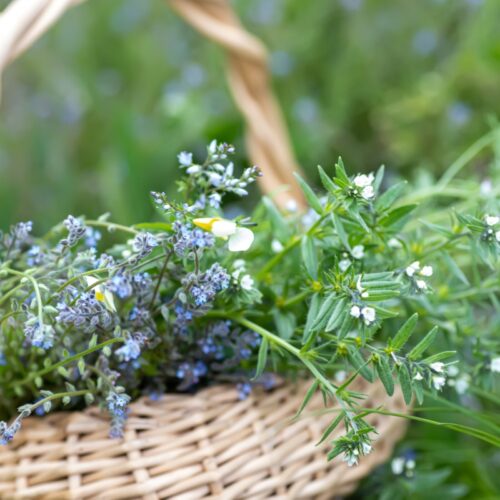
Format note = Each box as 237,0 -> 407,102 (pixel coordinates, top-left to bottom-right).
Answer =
1,0 -> 500,231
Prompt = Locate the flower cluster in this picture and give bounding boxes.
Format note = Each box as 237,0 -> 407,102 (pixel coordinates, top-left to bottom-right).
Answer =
0,142 -> 498,479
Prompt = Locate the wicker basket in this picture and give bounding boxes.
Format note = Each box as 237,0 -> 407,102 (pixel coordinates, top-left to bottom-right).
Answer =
0,379 -> 406,499
0,1 -> 409,498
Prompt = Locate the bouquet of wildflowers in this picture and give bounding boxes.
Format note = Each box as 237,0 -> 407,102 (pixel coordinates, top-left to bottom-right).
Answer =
0,139 -> 499,469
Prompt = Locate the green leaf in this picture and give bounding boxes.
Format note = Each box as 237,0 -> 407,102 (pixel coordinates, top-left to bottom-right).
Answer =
294,379 -> 319,419
325,297 -> 347,332
408,326 -> 439,360
302,294 -> 320,342
423,351 -> 456,364
375,181 -> 407,213
334,157 -> 350,188
317,411 -> 345,445
379,204 -> 417,228
273,311 -> 296,340
376,356 -> 394,396
310,294 -> 338,331
78,359 -> 86,377
391,313 -> 418,350
57,366 -> 70,379
318,165 -> 337,195
301,236 -> 318,279
363,290 -> 400,301
347,347 -> 374,382
253,337 -> 269,380
332,213 -> 350,251
294,173 -> 323,214
398,363 -> 413,404
43,401 -> 52,413
62,396 -> 71,406
338,313 -> 354,340
443,252 -> 470,286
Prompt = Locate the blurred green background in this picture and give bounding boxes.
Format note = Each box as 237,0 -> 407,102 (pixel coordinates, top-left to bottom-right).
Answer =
1,0 -> 499,233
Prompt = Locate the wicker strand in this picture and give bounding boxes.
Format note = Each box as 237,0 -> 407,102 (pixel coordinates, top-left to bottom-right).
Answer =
0,0 -> 305,208
0,380 -> 407,499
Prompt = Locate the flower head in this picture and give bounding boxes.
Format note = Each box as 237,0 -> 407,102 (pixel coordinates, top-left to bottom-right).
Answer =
193,218 -> 254,252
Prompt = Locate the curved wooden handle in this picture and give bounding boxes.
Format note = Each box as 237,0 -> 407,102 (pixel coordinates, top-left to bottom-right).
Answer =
0,0 -> 305,209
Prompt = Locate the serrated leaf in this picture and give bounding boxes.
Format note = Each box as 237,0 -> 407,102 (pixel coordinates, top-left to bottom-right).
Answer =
294,173 -> 323,214
253,337 -> 269,380
332,213 -> 350,251
408,326 -> 439,360
301,236 -> 318,279
391,313 -> 418,350
376,356 -> 394,396
325,298 -> 347,333
318,165 -> 337,195
398,364 -> 413,404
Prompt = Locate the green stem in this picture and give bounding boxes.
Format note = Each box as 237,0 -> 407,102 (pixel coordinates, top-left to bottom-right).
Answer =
281,289 -> 312,308
29,389 -> 91,413
85,220 -> 139,235
3,269 -> 44,326
437,127 -> 500,189
17,337 -> 124,387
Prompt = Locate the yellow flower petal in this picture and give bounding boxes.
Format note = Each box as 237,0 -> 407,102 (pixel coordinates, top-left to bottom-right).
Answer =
193,217 -> 221,231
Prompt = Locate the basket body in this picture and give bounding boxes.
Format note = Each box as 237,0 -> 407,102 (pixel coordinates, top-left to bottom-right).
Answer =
0,379 -> 406,499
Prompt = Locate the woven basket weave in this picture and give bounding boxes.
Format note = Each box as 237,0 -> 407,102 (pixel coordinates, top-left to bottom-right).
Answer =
0,379 -> 406,499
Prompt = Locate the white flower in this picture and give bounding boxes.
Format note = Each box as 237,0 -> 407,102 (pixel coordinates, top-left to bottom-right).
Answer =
353,173 -> 374,188
343,453 -> 358,467
350,305 -> 361,318
361,185 -> 374,200
420,265 -> 433,277
405,261 -> 420,277
415,279 -> 427,290
351,245 -> 365,260
353,173 -> 375,200
484,215 -> 499,226
233,259 -> 246,270
496,231 -> 500,243
285,199 -> 298,213
339,258 -> 351,272
271,239 -> 284,253
391,457 -> 405,475
335,370 -> 347,383
356,276 -> 369,298
432,375 -> 446,391
361,306 -> 376,325
388,238 -> 402,249
490,357 -> 500,373
430,362 -> 445,373
186,165 -> 201,175
480,179 -> 492,195
177,151 -> 193,166
85,276 -> 116,313
455,376 -> 469,395
350,304 -> 375,325
413,372 -> 423,381
240,274 -> 254,290
447,365 -> 459,377
362,442 -> 372,454
193,218 -> 254,252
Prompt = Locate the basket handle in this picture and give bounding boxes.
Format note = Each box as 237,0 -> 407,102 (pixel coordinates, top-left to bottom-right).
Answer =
0,0 -> 305,209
